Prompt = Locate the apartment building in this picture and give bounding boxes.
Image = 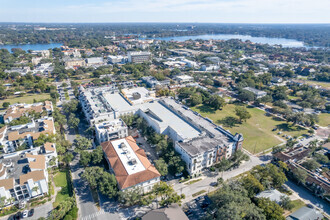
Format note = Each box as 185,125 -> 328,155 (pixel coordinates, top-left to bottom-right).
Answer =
95,119 -> 128,144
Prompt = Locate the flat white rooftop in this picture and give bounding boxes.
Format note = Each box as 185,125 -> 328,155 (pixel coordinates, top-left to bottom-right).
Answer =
122,87 -> 155,105
141,101 -> 201,140
111,139 -> 145,175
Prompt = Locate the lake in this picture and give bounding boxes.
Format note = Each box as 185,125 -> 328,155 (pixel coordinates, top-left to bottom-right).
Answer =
153,34 -> 306,48
0,43 -> 62,52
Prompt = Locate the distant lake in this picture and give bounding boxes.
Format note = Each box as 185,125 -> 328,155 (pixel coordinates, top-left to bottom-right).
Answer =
0,43 -> 62,52
153,34 -> 307,48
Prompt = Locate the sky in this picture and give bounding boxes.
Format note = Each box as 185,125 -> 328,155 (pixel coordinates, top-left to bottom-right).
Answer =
0,0 -> 329,23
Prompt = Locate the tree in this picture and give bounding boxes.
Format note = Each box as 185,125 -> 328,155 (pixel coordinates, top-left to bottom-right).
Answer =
252,164 -> 287,189
2,102 -> 10,108
189,93 -> 203,106
73,136 -> 92,151
208,95 -> 226,110
91,146 -> 103,165
285,139 -> 298,149
155,159 -> 168,176
63,152 -> 74,165
152,182 -> 185,207
238,90 -> 255,102
82,167 -> 118,199
279,196 -> 294,210
301,159 -> 320,171
235,106 -> 251,123
79,151 -> 91,167
292,167 -> 308,185
256,198 -> 285,220
62,100 -> 79,114
118,187 -> 153,207
240,173 -> 264,198
68,113 -> 79,130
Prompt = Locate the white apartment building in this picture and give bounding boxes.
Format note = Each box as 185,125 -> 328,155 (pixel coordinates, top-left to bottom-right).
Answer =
95,119 -> 128,144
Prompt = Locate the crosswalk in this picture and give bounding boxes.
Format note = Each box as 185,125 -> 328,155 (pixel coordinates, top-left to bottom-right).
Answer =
80,210 -> 105,220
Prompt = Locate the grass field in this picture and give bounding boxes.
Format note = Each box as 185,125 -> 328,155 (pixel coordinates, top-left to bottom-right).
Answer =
318,113 -> 330,127
0,93 -> 50,108
192,104 -> 308,154
304,80 -> 330,89
290,200 -> 305,213
53,170 -> 70,208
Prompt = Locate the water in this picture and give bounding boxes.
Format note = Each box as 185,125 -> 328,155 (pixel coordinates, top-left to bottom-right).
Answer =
153,34 -> 306,48
0,43 -> 62,52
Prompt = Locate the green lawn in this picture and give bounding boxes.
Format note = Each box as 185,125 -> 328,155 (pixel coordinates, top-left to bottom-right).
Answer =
0,93 -> 50,108
287,95 -> 300,101
191,104 -> 308,154
318,113 -> 330,127
304,80 -> 330,89
290,200 -> 305,213
53,170 -> 70,208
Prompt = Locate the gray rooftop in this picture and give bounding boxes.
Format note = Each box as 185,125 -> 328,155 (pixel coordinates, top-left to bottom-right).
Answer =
255,189 -> 287,203
286,206 -> 323,220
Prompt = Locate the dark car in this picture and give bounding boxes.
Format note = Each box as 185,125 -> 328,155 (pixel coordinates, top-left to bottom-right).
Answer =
14,212 -> 21,220
28,209 -> 34,217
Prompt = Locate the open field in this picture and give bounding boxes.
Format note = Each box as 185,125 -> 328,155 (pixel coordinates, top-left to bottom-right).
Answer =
0,93 -> 50,108
53,170 -> 70,208
192,104 -> 308,154
318,113 -> 330,127
304,80 -> 330,89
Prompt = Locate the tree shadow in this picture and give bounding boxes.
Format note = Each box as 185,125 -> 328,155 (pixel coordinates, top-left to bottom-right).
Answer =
194,105 -> 216,114
217,116 -> 240,128
276,123 -> 305,132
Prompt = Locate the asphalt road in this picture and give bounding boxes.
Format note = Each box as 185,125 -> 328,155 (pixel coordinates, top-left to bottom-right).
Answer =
173,153 -> 272,202
286,180 -> 330,215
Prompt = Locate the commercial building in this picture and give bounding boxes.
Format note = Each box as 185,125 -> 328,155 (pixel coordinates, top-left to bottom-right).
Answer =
243,87 -> 267,99
127,51 -> 151,63
85,57 -> 105,67
108,55 -> 126,64
101,136 -> 161,192
95,119 -> 128,144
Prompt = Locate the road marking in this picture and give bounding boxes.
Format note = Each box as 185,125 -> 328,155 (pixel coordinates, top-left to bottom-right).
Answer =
81,210 -> 105,220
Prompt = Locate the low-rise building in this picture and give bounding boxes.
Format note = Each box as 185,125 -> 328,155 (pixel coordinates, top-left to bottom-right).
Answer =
101,136 -> 161,192
2,117 -> 56,153
64,58 -> 86,69
108,55 -> 126,64
128,51 -> 151,63
243,87 -> 267,99
95,119 -> 128,144
86,57 -> 105,67
3,101 -> 53,124
174,75 -> 194,84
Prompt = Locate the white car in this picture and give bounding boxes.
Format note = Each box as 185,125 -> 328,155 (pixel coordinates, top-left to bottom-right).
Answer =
22,210 -> 29,218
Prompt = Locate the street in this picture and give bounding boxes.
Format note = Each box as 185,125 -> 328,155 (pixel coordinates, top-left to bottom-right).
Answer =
173,153 -> 272,202
285,180 -> 330,215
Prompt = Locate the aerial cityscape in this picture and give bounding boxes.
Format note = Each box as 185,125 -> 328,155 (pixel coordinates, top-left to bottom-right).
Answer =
0,1 -> 329,220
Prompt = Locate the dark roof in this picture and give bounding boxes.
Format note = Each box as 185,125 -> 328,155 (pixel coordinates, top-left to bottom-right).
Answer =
142,204 -> 188,220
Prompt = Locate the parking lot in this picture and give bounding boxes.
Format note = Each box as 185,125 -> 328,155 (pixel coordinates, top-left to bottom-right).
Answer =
183,195 -> 211,220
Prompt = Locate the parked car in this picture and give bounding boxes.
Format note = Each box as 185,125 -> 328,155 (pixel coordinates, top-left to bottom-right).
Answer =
28,209 -> 34,217
22,210 -> 28,218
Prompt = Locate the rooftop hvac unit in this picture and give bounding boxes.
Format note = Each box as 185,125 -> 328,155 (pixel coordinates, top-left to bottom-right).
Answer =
132,92 -> 141,100
120,142 -> 126,149
129,158 -> 137,165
